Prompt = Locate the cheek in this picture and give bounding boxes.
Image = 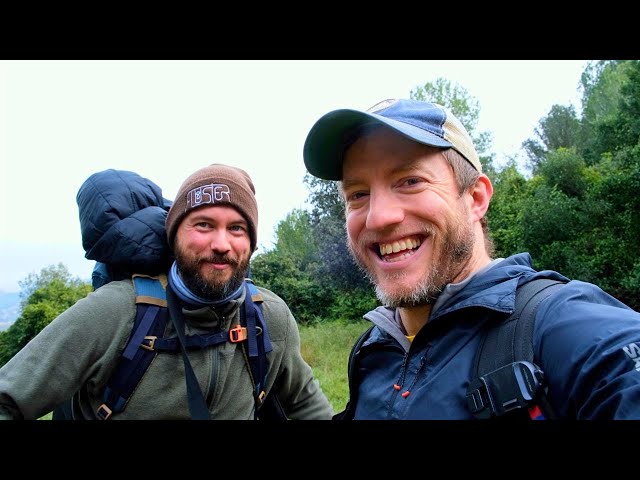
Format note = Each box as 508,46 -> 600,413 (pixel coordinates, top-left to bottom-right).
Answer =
178,231 -> 209,253
413,195 -> 453,221
345,212 -> 363,240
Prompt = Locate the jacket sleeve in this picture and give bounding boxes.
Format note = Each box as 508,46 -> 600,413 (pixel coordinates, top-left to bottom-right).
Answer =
0,281 -> 136,420
260,291 -> 334,420
535,280 -> 640,419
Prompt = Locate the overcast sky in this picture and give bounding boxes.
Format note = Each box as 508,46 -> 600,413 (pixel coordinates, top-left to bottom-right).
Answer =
0,60 -> 589,293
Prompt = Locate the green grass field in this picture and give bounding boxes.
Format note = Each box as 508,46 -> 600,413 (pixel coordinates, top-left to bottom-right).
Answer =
298,318 -> 370,413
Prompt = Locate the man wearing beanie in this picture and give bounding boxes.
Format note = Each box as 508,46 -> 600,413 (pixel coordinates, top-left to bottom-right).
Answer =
0,163 -> 333,420
303,98 -> 640,420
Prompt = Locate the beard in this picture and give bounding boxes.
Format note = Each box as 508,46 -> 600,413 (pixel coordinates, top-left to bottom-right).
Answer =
348,206 -> 475,308
174,244 -> 250,301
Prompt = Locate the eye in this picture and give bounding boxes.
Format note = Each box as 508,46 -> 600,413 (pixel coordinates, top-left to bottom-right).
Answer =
346,191 -> 368,202
402,177 -> 423,187
195,221 -> 212,229
230,224 -> 247,232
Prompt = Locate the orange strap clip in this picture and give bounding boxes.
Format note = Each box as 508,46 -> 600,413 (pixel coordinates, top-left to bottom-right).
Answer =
229,325 -> 248,342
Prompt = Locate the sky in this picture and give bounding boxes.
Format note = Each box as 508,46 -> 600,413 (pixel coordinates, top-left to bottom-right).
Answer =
0,60 -> 590,293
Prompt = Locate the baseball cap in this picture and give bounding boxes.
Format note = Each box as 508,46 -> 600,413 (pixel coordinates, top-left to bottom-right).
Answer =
303,98 -> 482,180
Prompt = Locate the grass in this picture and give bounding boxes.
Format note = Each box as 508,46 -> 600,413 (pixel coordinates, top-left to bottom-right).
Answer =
298,318 -> 370,414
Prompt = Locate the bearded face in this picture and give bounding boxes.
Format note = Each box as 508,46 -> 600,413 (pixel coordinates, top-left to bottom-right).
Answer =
348,203 -> 474,307
341,128 -> 480,308
173,205 -> 253,301
174,245 -> 250,300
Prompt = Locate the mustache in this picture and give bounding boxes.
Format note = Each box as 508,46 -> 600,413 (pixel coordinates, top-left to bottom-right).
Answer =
199,254 -> 239,266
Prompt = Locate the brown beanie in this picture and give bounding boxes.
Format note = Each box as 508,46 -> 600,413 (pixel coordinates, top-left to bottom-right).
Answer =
165,164 -> 258,252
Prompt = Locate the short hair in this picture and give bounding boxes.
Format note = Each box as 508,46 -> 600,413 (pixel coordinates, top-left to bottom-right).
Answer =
442,148 -> 495,257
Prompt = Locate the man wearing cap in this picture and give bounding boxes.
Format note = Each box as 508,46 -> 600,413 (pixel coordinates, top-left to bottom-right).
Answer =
0,163 -> 333,420
303,98 -> 640,419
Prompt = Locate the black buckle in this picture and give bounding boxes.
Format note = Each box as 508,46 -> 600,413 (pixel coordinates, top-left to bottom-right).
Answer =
466,361 -> 544,419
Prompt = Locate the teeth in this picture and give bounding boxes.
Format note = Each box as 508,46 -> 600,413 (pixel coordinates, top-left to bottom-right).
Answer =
378,237 -> 421,256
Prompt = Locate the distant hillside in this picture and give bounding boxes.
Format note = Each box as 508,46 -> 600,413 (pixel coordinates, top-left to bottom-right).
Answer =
0,292 -> 21,331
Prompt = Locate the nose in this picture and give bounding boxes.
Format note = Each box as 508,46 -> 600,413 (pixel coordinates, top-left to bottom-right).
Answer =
208,228 -> 232,253
365,189 -> 404,231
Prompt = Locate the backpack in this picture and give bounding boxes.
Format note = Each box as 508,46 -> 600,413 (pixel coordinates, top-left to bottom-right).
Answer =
334,278 -> 565,420
53,274 -> 286,420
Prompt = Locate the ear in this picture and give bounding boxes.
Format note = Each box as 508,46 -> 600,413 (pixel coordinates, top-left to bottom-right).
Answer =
467,174 -> 493,222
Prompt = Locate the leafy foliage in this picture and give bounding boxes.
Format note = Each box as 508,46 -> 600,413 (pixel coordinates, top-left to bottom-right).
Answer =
486,159 -> 527,257
0,264 -> 91,367
517,60 -> 640,308
522,105 -> 582,173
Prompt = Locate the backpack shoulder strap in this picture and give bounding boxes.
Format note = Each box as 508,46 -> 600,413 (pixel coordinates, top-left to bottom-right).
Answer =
96,274 -> 169,420
466,278 -> 566,420
241,279 -> 286,420
333,324 -> 375,420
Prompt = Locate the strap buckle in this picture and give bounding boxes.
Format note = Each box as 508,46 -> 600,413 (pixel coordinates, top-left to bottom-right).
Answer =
466,361 -> 544,419
141,335 -> 157,351
96,404 -> 113,420
229,325 -> 248,342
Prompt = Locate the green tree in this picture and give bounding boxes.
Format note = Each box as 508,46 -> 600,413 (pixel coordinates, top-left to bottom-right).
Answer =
0,264 -> 91,367
486,158 -> 528,257
271,209 -> 316,266
303,174 -> 371,292
510,59 -> 640,310
614,60 -> 640,149
537,147 -> 587,199
580,60 -> 633,163
522,105 -> 582,173
251,209 -> 339,324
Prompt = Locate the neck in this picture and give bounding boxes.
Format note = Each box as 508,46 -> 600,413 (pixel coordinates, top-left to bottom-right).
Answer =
399,304 -> 432,337
398,250 -> 493,337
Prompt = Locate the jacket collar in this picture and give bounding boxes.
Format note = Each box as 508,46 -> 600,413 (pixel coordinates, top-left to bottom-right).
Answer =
430,252 -> 569,322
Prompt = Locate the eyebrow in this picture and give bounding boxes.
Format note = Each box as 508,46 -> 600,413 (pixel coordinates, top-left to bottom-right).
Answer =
341,158 -> 426,192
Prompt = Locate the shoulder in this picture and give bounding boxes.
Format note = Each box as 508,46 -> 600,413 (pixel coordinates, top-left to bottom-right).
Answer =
41,279 -> 138,353
535,279 -> 640,342
254,286 -> 291,312
540,279 -> 637,317
68,279 -> 137,322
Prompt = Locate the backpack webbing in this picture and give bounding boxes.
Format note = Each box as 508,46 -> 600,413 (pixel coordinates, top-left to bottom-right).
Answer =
97,274 -> 170,419
56,275 -> 277,420
467,278 -> 565,420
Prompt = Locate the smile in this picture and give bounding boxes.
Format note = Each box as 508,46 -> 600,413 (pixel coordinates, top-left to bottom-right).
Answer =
377,236 -> 422,261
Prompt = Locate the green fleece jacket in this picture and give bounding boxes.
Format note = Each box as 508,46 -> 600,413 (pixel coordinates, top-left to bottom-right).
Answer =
0,279 -> 333,420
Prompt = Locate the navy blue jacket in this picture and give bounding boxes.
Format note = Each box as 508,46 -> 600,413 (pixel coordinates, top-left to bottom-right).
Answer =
351,253 -> 640,419
76,169 -> 174,289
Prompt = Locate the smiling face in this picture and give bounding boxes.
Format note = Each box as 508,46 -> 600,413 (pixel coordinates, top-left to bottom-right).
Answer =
341,127 -> 488,308
174,205 -> 252,300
